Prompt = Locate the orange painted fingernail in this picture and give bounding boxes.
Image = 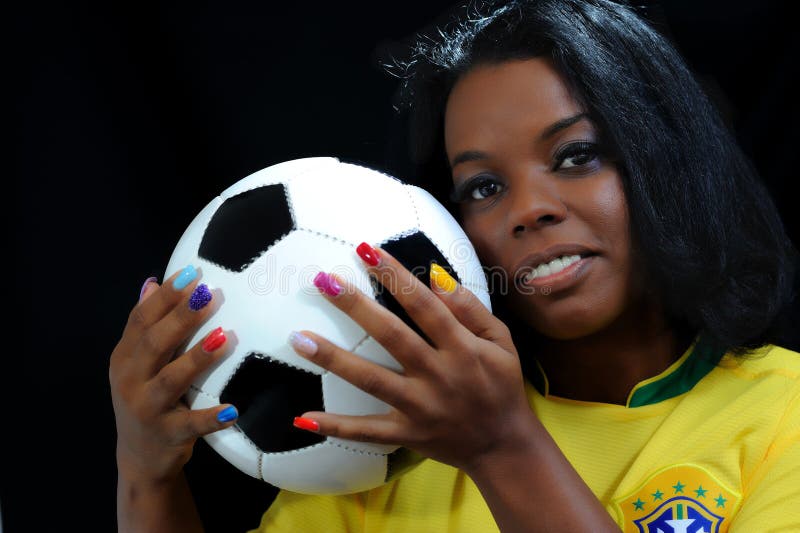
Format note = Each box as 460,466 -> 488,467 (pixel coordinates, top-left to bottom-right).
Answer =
202,327 -> 226,353
293,417 -> 320,432
356,242 -> 381,266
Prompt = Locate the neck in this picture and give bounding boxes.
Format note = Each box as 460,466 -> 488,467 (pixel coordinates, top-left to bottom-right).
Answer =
532,301 -> 693,405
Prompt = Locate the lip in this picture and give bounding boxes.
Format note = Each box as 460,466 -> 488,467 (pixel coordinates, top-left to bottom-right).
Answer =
517,255 -> 595,293
511,243 -> 597,282
512,243 -> 598,295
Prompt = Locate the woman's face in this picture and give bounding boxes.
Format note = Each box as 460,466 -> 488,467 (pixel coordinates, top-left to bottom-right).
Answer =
444,58 -> 640,340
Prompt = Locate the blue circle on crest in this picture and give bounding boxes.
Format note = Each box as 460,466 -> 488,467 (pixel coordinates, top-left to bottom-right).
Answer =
634,496 -> 724,533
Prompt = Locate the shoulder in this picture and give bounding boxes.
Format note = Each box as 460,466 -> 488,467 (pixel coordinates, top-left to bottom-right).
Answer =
718,344 -> 800,382
707,344 -> 800,419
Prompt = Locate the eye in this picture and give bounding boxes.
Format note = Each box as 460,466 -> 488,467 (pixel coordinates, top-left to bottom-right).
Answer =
450,175 -> 505,204
470,178 -> 503,200
553,141 -> 600,172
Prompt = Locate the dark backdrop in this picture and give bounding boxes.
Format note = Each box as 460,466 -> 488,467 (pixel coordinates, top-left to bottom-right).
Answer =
7,1 -> 796,531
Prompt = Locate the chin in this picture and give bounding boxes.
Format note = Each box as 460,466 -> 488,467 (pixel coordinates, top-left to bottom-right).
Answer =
530,318 -> 610,340
511,294 -> 624,341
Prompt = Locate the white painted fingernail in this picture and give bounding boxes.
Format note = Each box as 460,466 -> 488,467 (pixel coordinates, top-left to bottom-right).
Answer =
289,331 -> 318,357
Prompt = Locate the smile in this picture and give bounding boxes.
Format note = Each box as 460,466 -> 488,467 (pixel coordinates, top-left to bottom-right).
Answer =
521,254 -> 581,283
516,254 -> 596,293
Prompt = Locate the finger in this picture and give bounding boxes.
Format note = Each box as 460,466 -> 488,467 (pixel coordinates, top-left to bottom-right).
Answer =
139,276 -> 159,303
293,411 -> 402,446
135,275 -> 221,377
289,330 -> 412,412
311,271 -> 434,372
166,403 -> 239,444
123,265 -> 203,341
114,267 -> 204,367
355,243 -> 468,349
429,264 -> 516,353
146,327 -> 231,410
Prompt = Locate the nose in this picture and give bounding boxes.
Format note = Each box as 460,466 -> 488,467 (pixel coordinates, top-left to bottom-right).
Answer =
509,178 -> 568,237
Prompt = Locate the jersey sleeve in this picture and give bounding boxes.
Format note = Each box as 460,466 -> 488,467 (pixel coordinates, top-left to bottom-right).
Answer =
730,384 -> 800,530
247,489 -> 366,533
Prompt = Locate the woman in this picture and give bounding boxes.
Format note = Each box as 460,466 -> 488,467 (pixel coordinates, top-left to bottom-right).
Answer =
110,0 -> 799,531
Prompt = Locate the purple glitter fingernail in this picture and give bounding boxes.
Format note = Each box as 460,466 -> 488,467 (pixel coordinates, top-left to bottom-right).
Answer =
189,284 -> 213,311
139,276 -> 158,301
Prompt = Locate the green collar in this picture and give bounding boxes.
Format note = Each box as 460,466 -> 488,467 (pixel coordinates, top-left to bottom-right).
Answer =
528,335 -> 726,407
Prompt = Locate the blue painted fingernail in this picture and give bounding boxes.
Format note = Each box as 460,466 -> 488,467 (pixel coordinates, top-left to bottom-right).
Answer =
189,284 -> 212,311
173,265 -> 197,290
139,276 -> 158,301
217,405 -> 238,423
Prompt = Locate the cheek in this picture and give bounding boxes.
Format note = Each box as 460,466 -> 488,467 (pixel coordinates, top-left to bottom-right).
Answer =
462,215 -> 501,265
587,174 -> 630,249
592,176 -> 641,306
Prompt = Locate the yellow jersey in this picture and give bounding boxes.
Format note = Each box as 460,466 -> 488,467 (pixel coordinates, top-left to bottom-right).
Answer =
250,341 -> 800,532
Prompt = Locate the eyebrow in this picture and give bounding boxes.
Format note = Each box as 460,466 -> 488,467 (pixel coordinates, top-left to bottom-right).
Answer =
450,150 -> 487,169
449,112 -> 589,169
539,112 -> 588,141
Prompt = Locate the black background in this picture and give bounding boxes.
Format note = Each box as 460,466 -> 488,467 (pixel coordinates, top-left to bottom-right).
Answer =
6,1 -> 796,531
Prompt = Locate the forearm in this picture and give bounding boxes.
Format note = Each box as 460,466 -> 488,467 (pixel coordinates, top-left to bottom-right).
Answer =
117,469 -> 204,533
466,414 -> 619,533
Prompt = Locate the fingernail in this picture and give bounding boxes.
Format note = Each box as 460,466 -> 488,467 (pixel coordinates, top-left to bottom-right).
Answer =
173,265 -> 198,290
289,331 -> 318,357
293,417 -> 319,432
139,276 -> 158,301
356,242 -> 381,266
217,405 -> 238,423
202,327 -> 226,353
189,284 -> 213,311
313,272 -> 341,297
430,263 -> 458,294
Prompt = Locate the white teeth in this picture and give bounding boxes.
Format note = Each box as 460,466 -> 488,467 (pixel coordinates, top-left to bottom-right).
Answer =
522,254 -> 581,283
535,263 -> 551,278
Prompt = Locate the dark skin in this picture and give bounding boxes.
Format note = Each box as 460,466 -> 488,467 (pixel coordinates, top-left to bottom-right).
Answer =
110,58 -> 685,531
111,270 -> 234,532
288,59 -> 682,531
445,58 -> 685,405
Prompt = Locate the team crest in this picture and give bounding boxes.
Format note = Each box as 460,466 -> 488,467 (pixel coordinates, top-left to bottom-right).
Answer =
613,465 -> 740,533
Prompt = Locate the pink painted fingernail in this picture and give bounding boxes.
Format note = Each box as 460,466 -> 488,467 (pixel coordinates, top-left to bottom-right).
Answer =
313,271 -> 341,297
289,331 -> 318,357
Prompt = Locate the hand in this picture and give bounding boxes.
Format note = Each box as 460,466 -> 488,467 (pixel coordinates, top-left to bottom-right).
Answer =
110,266 -> 236,485
289,244 -> 536,473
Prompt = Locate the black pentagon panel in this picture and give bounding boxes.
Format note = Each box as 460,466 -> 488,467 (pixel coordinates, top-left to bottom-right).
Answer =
199,184 -> 295,272
376,231 -> 460,340
220,353 -> 325,453
384,447 -> 425,483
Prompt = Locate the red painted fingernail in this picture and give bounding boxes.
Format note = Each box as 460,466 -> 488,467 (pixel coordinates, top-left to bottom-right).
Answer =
202,327 -> 226,353
293,417 -> 320,432
313,271 -> 341,297
356,242 -> 381,266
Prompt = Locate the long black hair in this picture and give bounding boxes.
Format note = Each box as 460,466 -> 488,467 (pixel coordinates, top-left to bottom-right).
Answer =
385,0 -> 797,355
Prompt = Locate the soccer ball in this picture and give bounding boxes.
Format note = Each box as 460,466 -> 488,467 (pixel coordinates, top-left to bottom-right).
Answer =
165,157 -> 490,494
